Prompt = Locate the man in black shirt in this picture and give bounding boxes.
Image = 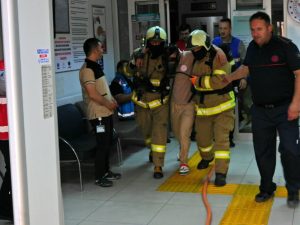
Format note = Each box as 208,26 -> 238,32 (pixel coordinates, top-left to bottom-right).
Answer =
224,11 -> 300,208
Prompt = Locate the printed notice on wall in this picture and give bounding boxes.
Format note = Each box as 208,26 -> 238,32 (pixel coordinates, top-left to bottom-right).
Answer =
70,0 -> 89,70
41,65 -> 54,119
54,34 -> 74,72
37,48 -> 50,64
54,0 -> 89,72
92,6 -> 107,53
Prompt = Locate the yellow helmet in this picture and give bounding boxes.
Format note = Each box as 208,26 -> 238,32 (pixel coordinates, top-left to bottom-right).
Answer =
187,29 -> 211,50
146,26 -> 167,42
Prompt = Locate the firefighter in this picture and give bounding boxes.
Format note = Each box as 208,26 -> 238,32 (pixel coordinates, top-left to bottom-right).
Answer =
130,26 -> 171,179
187,30 -> 235,186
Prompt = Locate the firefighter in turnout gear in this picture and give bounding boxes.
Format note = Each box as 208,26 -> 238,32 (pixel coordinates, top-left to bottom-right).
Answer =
130,26 -> 171,179
187,30 -> 235,186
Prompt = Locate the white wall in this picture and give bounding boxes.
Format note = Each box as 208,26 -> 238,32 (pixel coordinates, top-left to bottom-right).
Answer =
56,0 -> 117,106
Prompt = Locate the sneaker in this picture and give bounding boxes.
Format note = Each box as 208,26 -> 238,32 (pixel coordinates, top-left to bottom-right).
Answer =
153,166 -> 163,179
103,170 -> 122,180
287,192 -> 299,208
197,158 -> 214,170
95,178 -> 113,187
214,173 -> 226,187
179,164 -> 190,175
255,191 -> 274,202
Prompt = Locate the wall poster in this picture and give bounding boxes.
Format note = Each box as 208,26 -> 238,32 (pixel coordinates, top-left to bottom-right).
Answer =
54,0 -> 89,73
54,34 -> 73,71
92,6 -> 107,53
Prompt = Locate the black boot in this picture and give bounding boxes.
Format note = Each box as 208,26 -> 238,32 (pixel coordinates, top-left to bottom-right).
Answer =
214,173 -> 227,187
197,158 -> 214,169
153,166 -> 163,179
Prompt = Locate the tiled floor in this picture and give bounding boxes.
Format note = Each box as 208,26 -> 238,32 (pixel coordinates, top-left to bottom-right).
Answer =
61,138 -> 299,225
1,138 -> 299,225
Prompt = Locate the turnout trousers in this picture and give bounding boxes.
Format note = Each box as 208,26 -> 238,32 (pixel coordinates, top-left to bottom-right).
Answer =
251,104 -> 300,194
195,109 -> 234,174
135,103 -> 169,167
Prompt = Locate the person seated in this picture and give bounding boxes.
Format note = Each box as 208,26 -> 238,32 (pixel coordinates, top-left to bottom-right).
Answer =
110,60 -> 135,121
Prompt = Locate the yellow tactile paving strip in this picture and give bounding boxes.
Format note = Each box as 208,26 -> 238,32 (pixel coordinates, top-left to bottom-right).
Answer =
158,152 -> 240,194
158,151 -> 287,197
157,151 -> 288,225
220,185 -> 274,225
158,151 -> 212,193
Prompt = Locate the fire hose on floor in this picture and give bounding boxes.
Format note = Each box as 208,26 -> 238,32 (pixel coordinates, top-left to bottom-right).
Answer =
201,165 -> 215,225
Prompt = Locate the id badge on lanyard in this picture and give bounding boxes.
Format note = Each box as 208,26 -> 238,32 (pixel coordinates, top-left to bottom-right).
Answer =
96,117 -> 105,133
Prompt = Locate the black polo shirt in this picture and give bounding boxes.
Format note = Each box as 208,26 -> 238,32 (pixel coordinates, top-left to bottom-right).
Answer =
244,36 -> 300,105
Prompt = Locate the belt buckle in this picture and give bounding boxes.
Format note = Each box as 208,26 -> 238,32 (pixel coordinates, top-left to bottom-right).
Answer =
265,104 -> 275,109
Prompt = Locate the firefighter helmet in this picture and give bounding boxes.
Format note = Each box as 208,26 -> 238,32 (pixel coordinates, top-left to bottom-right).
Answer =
146,26 -> 167,42
187,29 -> 211,51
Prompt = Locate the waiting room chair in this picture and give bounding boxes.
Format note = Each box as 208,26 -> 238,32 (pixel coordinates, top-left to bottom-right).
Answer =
113,113 -> 145,148
57,103 -> 97,191
113,128 -> 123,166
75,101 -> 124,166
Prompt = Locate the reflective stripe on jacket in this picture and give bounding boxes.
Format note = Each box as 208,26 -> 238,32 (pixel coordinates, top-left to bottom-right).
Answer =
193,69 -> 226,91
131,91 -> 169,109
195,91 -> 235,116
